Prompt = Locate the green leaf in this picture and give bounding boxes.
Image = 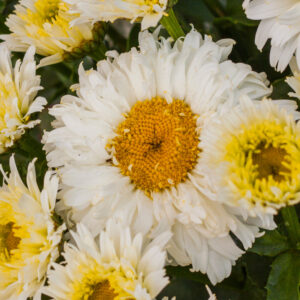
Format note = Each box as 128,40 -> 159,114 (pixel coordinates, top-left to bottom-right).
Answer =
166,266 -> 210,285
271,78 -> 293,99
243,253 -> 272,290
249,230 -> 290,257
266,251 -> 300,300
126,23 -> 141,51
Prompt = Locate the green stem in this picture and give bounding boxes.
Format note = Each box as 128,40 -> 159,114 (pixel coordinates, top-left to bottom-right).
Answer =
160,8 -> 185,40
281,206 -> 300,247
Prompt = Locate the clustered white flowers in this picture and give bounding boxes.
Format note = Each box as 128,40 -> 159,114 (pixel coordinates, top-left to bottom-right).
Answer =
0,0 -> 299,299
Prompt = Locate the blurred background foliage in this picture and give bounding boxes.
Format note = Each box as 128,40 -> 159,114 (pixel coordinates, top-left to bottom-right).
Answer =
0,0 -> 299,299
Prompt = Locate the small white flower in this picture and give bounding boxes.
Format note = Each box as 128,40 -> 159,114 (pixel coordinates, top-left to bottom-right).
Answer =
243,0 -> 300,72
0,156 -> 65,300
1,0 -> 105,66
44,29 -> 274,284
0,44 -> 46,153
43,220 -> 171,300
66,0 -> 168,30
199,96 -> 300,216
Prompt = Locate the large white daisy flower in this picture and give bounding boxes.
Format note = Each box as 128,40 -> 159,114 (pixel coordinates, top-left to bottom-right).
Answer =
0,156 -> 65,300
1,0 -> 106,67
43,219 -> 171,300
199,96 -> 300,216
0,44 -> 46,153
243,0 -> 300,72
44,29 -> 275,284
66,0 -> 168,30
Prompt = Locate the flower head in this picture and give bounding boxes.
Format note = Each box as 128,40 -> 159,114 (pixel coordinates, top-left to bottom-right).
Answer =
44,220 -> 171,300
44,29 -> 274,284
243,0 -> 300,72
1,0 -> 106,66
66,0 -> 168,30
0,44 -> 46,153
200,97 -> 300,216
0,156 -> 65,300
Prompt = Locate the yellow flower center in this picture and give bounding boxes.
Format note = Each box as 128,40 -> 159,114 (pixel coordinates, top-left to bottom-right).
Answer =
107,97 -> 200,194
71,260 -> 136,300
89,280 -> 118,300
225,119 -> 300,208
26,0 -> 67,26
252,145 -> 288,182
0,222 -> 21,259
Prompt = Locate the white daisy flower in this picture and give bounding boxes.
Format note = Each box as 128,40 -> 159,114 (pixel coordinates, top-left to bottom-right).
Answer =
199,96 -> 300,216
43,220 -> 171,300
0,44 -> 46,153
0,156 -> 65,300
1,0 -> 106,67
243,0 -> 300,72
66,0 -> 168,30
286,57 -> 300,100
43,29 -> 275,284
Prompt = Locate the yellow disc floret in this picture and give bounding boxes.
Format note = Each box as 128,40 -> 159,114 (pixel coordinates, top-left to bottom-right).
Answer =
225,119 -> 300,209
107,97 -> 200,194
0,200 -> 31,265
70,255 -> 135,300
0,222 -> 21,260
88,280 -> 118,300
25,0 -> 67,26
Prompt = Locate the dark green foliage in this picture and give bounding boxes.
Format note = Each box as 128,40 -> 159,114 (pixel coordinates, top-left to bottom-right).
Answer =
266,251 -> 300,300
249,230 -> 290,257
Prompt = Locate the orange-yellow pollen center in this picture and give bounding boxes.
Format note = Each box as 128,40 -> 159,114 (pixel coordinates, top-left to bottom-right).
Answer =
107,97 -> 200,194
252,145 -> 289,182
88,280 -> 117,300
0,222 -> 21,258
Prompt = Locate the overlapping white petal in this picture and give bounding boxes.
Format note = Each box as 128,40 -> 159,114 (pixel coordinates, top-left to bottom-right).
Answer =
0,44 -> 46,153
243,0 -> 300,72
44,29 -> 274,284
66,0 -> 168,30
